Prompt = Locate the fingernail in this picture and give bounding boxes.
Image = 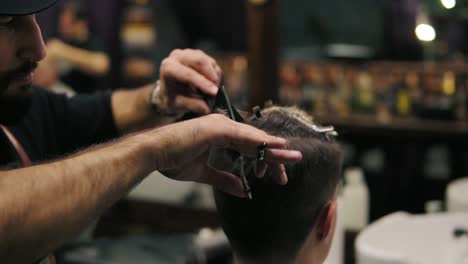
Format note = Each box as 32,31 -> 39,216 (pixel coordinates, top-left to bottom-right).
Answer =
210,86 -> 218,94
291,150 -> 303,160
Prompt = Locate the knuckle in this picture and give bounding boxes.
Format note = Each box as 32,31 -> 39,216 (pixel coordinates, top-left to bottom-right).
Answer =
196,49 -> 207,57
183,70 -> 195,81
210,113 -> 229,122
195,58 -> 205,68
184,48 -> 197,55
194,50 -> 207,60
191,49 -> 202,54
209,58 -> 217,66
160,58 -> 173,71
194,52 -> 208,63
202,114 -> 235,146
214,114 -> 231,129
169,49 -> 182,57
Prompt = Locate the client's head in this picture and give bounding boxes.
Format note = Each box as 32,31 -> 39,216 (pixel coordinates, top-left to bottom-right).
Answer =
213,106 -> 342,264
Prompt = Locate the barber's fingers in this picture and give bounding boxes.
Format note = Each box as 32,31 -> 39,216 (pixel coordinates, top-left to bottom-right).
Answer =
214,64 -> 222,78
211,118 -> 284,148
174,95 -> 211,115
219,120 -> 302,163
216,119 -> 300,185
255,162 -> 287,185
269,163 -> 288,185
262,148 -> 303,164
170,49 -> 221,86
160,57 -> 218,96
202,164 -> 246,198
256,162 -> 268,178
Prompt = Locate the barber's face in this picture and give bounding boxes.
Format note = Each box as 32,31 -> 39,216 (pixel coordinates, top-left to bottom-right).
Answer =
0,15 -> 46,125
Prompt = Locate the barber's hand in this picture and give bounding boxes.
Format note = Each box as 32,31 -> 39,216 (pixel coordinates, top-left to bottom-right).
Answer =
154,49 -> 222,116
146,114 -> 302,198
45,39 -> 67,61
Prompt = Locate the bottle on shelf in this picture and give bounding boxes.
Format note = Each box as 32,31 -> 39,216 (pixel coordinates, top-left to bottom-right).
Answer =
341,167 -> 369,232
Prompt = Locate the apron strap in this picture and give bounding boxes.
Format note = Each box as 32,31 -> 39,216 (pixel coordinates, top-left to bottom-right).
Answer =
0,125 -> 56,264
0,124 -> 32,167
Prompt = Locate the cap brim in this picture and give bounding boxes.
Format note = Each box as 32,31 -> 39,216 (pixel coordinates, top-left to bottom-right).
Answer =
0,0 -> 57,15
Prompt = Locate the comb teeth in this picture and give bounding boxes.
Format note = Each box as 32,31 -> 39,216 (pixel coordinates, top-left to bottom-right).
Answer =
252,106 -> 262,119
310,125 -> 335,133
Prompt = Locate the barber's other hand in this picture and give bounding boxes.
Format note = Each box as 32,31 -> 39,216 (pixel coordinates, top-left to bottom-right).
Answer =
45,39 -> 67,61
154,49 -> 222,116
146,114 -> 302,198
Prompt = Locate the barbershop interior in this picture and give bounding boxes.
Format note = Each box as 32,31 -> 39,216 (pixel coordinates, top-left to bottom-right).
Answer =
29,0 -> 468,263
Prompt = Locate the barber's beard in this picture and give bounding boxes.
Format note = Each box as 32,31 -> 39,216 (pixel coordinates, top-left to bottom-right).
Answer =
0,62 -> 37,126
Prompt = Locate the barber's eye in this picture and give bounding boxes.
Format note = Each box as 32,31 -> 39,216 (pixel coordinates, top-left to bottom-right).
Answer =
0,16 -> 13,24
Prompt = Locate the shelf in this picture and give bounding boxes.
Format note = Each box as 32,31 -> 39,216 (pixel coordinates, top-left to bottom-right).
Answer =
314,114 -> 468,142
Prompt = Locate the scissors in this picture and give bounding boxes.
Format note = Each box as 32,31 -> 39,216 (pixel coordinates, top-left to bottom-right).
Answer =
179,79 -> 253,199
206,79 -> 253,199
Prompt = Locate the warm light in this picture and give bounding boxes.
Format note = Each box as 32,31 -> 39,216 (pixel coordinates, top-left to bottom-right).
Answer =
441,0 -> 456,9
442,71 -> 456,95
415,24 -> 436,42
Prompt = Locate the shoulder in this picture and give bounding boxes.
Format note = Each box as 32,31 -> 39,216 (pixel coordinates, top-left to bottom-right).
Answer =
31,86 -> 113,110
30,85 -> 67,105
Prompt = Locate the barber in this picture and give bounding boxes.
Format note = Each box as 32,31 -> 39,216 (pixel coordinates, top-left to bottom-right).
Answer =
0,1 -> 302,263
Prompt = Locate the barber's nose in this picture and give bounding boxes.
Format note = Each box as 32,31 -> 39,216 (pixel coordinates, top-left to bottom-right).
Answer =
17,16 -> 47,62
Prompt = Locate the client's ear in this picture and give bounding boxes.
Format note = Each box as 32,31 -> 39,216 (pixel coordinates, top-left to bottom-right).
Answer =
316,199 -> 337,242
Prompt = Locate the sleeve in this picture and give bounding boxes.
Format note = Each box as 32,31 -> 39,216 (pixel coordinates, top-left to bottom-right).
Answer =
10,87 -> 118,162
59,90 -> 119,153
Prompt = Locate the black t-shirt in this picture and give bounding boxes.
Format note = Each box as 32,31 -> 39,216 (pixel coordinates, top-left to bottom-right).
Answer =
0,86 -> 118,168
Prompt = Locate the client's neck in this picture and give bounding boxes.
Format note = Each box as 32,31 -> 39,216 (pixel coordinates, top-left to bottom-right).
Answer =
234,253 -> 322,264
234,254 -> 302,264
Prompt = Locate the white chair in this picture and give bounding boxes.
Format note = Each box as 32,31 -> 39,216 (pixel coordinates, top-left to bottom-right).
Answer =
446,177 -> 468,213
355,212 -> 468,264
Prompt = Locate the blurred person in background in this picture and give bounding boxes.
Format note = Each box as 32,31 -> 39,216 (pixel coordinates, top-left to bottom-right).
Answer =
214,107 -> 342,264
34,0 -> 110,95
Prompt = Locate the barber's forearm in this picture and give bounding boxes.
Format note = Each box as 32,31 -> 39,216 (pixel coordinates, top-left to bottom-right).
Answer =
0,133 -> 155,263
112,84 -> 177,134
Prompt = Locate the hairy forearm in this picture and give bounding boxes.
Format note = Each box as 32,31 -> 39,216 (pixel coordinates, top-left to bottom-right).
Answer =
112,84 -> 176,134
0,133 -> 155,263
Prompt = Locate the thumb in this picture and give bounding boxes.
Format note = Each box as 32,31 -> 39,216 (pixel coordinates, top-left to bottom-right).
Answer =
202,164 -> 247,198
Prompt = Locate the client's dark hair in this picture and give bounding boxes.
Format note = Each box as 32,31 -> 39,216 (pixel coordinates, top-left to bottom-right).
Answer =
214,106 -> 342,261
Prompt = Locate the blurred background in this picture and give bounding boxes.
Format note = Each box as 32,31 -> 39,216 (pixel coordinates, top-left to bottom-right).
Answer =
35,0 -> 468,263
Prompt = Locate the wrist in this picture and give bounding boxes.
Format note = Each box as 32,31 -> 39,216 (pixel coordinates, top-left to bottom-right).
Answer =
149,81 -> 176,116
139,126 -> 174,172
127,132 -> 159,173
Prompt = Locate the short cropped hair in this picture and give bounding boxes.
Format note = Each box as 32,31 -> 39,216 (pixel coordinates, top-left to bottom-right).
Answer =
214,106 -> 342,261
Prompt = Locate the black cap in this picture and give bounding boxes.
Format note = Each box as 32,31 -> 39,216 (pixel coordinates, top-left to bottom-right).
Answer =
0,0 -> 57,15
